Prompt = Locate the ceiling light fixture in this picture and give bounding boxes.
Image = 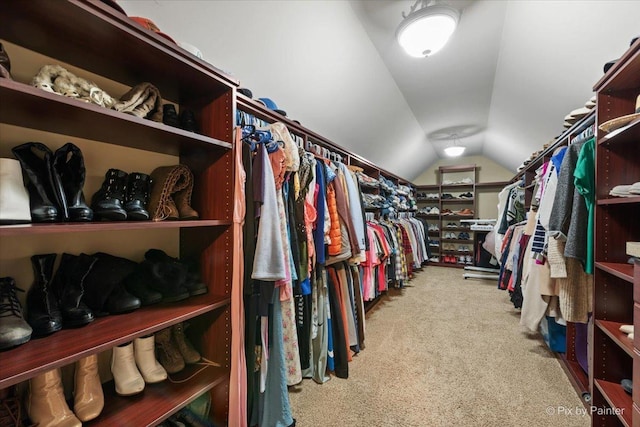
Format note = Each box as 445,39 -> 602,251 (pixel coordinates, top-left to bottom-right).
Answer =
396,0 -> 460,58
444,134 -> 466,157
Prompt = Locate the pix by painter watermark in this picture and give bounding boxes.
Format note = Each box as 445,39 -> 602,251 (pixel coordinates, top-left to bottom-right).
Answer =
546,405 -> 624,417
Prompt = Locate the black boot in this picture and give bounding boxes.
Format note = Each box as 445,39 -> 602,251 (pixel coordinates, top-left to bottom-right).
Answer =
26,253 -> 62,337
162,104 -> 180,128
52,142 -> 93,221
83,252 -> 141,315
145,250 -> 206,296
53,253 -> 96,328
142,249 -> 189,302
124,172 -> 151,221
11,142 -> 64,222
179,109 -> 198,133
0,277 -> 32,350
122,263 -> 163,306
91,169 -> 128,220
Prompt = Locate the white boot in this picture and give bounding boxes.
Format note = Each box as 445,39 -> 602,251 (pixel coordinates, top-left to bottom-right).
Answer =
111,342 -> 145,396
134,335 -> 167,383
0,158 -> 31,223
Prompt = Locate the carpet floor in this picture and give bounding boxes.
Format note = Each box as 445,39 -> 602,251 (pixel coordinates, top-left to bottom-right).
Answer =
288,266 -> 590,427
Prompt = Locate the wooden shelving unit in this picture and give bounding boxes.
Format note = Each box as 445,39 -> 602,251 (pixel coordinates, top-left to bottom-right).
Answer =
591,37 -> 640,427
0,1 -> 238,424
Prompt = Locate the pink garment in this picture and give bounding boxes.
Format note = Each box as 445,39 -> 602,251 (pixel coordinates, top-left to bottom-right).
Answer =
229,129 -> 247,427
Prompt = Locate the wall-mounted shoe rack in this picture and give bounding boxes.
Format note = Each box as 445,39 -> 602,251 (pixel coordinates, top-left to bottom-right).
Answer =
0,0 -> 237,425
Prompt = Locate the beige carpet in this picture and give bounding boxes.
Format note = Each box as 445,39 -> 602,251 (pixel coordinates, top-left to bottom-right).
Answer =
288,266 -> 590,427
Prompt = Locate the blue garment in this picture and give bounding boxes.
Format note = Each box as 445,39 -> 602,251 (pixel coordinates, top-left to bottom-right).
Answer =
551,146 -> 568,176
314,161 -> 326,265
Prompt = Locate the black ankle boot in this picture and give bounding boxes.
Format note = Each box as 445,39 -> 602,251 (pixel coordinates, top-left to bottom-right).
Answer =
123,262 -> 163,306
52,143 -> 93,221
26,253 -> 62,337
179,109 -> 198,133
91,169 -> 128,220
83,252 -> 141,315
11,142 -> 65,222
0,277 -> 32,350
162,104 -> 180,128
142,249 -> 189,302
53,253 -> 96,328
124,172 -> 151,220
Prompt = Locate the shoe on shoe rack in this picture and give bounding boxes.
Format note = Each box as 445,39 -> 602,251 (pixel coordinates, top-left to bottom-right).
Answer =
83,252 -> 141,316
465,255 -> 474,265
124,172 -> 152,221
74,354 -> 104,422
622,379 -> 633,395
145,249 -> 207,297
172,322 -> 201,364
91,168 -> 128,221
459,192 -> 473,198
430,207 -> 440,215
122,263 -> 164,306
27,368 -> 81,427
134,335 -> 168,383
155,327 -> 185,374
0,277 -> 32,350
179,109 -> 199,133
111,342 -> 145,396
26,254 -> 62,337
162,104 -> 181,128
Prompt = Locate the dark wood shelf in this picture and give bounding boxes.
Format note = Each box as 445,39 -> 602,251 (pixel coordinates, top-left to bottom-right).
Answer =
0,80 -> 231,156
594,38 -> 640,93
441,214 -> 476,219
0,0 -> 238,99
557,353 -> 590,400
597,196 -> 640,206
91,365 -> 227,427
416,213 -> 440,218
440,183 -> 474,188
0,219 -> 232,237
596,320 -> 635,358
441,239 -> 474,243
598,118 -> 640,147
594,379 -> 633,427
0,294 -> 231,389
596,262 -> 635,283
416,198 -> 440,202
476,181 -> 511,189
440,199 -> 475,204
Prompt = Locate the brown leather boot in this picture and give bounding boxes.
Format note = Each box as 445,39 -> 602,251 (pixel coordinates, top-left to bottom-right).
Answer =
74,354 -> 104,422
26,369 -> 81,427
155,327 -> 185,374
172,190 -> 198,220
172,322 -> 201,364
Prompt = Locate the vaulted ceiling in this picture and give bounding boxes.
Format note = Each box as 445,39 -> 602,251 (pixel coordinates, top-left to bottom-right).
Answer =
118,0 -> 640,180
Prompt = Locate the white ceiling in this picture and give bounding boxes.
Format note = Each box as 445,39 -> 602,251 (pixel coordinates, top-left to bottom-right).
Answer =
117,0 -> 640,181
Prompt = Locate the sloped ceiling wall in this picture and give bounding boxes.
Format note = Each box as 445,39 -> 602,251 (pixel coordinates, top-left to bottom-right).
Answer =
118,0 -> 431,179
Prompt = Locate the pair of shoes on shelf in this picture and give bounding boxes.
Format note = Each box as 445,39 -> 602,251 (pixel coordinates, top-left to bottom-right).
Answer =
459,192 -> 473,198
91,169 -> 152,221
27,354 -> 103,426
12,142 -> 93,222
458,232 -> 470,240
26,253 -> 141,338
111,335 -> 168,396
456,208 -> 474,216
148,165 -> 199,221
163,105 -> 199,133
155,323 -> 201,374
124,249 -> 206,305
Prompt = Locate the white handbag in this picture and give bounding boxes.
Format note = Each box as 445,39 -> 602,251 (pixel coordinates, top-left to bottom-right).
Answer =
0,158 -> 31,223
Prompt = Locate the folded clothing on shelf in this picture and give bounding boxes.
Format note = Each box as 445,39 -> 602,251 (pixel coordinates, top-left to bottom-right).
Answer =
609,182 -> 640,197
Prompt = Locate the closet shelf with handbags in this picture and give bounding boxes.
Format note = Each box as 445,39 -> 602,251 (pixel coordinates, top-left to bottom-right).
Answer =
1,1 -> 237,425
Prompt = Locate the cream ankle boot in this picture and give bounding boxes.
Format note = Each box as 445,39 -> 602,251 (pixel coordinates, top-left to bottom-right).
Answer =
74,354 -> 104,421
26,368 -> 81,427
111,342 -> 145,396
134,335 -> 168,383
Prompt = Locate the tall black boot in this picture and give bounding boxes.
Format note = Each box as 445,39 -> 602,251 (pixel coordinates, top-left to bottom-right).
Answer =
53,253 -> 96,328
91,169 -> 128,221
52,143 -> 93,221
83,252 -> 141,315
124,172 -> 152,221
26,253 -> 62,337
11,142 -> 65,222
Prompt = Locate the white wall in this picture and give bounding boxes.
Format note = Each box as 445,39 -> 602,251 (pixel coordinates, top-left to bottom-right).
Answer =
118,0 -> 430,180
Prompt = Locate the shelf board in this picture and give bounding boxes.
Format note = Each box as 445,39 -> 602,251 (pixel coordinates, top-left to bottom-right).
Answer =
475,181 -> 511,189
441,214 -> 475,219
93,365 -> 227,427
440,183 -> 474,188
557,353 -> 590,397
595,262 -> 634,283
594,38 -> 640,92
416,213 -> 440,218
0,294 -> 231,389
594,379 -> 633,427
0,80 -> 231,156
441,239 -> 474,243
597,196 -> 640,206
596,320 -> 635,358
441,199 -> 475,204
598,117 -> 640,147
0,219 -> 232,237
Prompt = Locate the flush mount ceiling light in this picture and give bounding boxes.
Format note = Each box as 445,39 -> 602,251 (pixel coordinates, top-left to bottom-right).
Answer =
396,0 -> 460,58
444,134 -> 466,157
